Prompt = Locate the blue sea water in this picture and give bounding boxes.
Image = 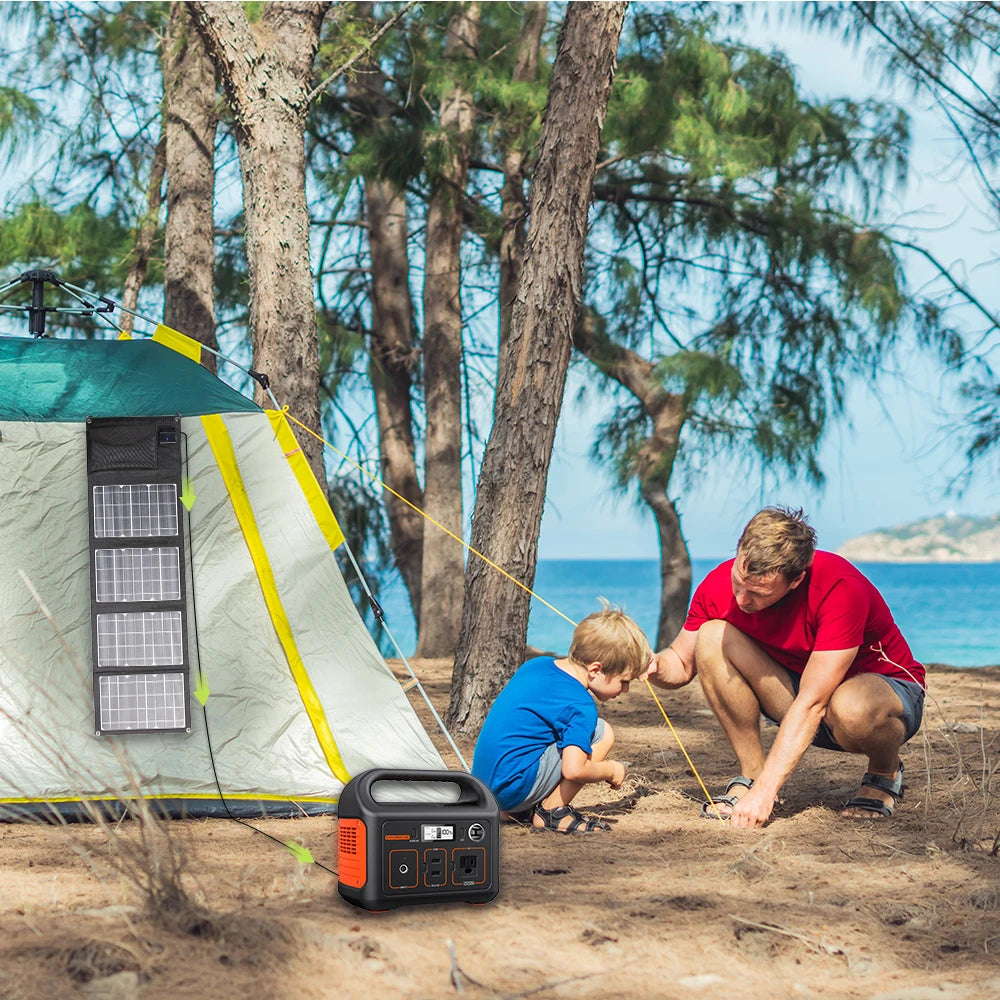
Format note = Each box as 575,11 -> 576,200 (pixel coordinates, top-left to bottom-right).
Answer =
375,559 -> 1000,667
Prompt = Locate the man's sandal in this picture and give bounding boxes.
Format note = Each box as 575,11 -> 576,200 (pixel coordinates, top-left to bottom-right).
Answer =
533,803 -> 611,834
843,761 -> 904,819
700,775 -> 754,820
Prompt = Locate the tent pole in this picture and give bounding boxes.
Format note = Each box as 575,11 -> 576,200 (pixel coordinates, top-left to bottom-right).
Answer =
337,539 -> 470,772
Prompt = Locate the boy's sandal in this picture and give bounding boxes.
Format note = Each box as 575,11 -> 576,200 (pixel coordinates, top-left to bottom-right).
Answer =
700,775 -> 754,820
843,761 -> 904,819
533,803 -> 610,834
504,808 -> 535,825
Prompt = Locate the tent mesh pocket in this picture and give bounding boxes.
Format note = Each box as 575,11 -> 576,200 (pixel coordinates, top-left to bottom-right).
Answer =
87,424 -> 158,472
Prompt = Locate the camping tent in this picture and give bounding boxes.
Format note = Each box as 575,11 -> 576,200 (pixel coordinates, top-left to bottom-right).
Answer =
0,334 -> 444,818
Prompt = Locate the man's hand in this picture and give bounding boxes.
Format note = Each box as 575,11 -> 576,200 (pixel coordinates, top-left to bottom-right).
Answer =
727,785 -> 775,828
607,760 -> 626,789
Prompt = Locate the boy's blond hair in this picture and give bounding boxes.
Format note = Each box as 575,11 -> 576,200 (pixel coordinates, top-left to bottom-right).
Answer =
737,505 -> 817,580
568,603 -> 652,679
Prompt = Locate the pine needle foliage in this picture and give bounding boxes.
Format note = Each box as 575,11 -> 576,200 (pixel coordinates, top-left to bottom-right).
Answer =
581,4 -> 937,499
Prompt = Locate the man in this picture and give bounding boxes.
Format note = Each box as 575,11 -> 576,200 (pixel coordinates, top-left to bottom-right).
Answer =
649,506 -> 925,828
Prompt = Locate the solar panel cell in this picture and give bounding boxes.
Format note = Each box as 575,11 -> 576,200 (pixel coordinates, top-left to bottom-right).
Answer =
93,484 -> 178,538
97,672 -> 187,731
96,611 -> 183,667
94,547 -> 181,602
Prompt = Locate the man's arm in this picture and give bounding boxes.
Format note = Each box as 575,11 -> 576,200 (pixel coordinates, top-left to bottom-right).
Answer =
728,646 -> 858,828
648,627 -> 698,689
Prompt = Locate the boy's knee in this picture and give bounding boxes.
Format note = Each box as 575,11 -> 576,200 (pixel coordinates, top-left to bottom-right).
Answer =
599,721 -> 615,748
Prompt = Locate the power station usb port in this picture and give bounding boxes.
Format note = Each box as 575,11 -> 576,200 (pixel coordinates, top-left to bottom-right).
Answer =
424,848 -> 447,887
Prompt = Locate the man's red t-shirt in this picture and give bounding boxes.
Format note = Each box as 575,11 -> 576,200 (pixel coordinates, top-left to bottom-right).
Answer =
684,551 -> 925,687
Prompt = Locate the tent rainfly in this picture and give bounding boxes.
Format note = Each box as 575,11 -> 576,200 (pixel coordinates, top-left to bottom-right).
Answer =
0,334 -> 444,818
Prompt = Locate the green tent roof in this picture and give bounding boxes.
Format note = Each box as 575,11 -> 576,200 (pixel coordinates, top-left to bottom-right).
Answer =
0,336 -> 260,421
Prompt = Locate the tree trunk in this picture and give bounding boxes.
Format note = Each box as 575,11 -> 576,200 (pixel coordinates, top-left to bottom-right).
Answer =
572,312 -> 691,647
449,2 -> 628,734
346,12 -> 425,623
416,3 -> 481,658
163,3 -> 219,371
367,182 -> 424,621
498,1 -> 547,352
186,1 -> 328,481
120,132 -> 166,334
642,482 -> 691,647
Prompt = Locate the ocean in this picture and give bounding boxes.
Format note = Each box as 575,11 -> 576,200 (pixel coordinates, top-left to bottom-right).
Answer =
374,559 -> 1000,668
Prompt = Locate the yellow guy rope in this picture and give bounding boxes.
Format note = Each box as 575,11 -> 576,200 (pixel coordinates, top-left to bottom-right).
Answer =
284,410 -> 574,626
644,678 -> 724,823
284,409 -> 727,825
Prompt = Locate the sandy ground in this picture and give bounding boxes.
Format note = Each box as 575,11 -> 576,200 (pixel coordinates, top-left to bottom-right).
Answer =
1,660 -> 998,1000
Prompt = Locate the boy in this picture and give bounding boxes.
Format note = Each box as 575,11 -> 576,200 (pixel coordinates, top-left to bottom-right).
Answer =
472,605 -> 652,834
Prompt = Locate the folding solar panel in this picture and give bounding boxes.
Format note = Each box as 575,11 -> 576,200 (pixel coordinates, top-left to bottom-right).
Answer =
86,417 -> 190,734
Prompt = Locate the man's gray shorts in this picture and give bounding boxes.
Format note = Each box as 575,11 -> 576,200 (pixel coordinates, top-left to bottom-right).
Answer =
509,718 -> 608,813
763,668 -> 925,752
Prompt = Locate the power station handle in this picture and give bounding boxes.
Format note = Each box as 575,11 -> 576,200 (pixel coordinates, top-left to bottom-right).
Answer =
353,769 -> 495,808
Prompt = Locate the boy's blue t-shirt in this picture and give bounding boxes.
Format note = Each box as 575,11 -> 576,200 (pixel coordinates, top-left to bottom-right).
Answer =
471,656 -> 598,811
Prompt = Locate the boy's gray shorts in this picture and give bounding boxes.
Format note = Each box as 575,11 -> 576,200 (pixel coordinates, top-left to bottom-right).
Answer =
509,719 -> 607,813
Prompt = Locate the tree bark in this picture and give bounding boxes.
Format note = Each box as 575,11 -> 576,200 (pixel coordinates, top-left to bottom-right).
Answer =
186,1 -> 329,480
163,4 -> 219,371
449,2 -> 628,734
498,2 -> 547,353
416,3 -> 481,658
346,7 -> 425,624
120,131 -> 166,334
572,314 -> 691,648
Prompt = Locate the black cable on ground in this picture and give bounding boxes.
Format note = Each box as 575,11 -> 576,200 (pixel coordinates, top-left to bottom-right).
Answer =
181,430 -> 338,877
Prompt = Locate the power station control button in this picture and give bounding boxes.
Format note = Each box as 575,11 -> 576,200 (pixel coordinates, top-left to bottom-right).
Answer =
388,849 -> 419,889
467,823 -> 486,842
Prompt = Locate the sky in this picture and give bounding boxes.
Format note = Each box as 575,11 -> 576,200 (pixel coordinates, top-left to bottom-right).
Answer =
537,9 -> 1000,561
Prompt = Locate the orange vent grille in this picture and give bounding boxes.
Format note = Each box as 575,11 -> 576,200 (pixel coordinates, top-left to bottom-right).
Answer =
338,818 -> 366,889
340,824 -> 358,855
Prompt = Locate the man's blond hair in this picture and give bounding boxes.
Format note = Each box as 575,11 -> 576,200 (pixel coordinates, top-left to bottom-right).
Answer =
736,506 -> 817,580
568,602 -> 652,679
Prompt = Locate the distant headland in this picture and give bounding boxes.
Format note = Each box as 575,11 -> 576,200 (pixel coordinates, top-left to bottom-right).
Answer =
837,512 -> 1000,563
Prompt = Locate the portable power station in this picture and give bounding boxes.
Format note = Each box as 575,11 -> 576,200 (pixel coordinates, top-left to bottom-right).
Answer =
337,769 -> 500,910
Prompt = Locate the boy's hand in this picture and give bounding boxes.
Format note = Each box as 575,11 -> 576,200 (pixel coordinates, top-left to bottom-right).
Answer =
607,760 -> 626,789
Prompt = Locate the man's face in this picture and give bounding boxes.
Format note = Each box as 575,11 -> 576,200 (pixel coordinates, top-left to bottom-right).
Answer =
730,555 -> 804,614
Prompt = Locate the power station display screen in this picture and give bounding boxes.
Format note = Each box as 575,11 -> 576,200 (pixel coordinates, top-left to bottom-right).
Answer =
422,825 -> 454,842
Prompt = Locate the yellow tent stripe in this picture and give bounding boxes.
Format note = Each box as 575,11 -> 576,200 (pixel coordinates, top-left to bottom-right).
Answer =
266,409 -> 344,551
154,323 -> 203,364
200,413 -> 350,785
0,793 -> 340,805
